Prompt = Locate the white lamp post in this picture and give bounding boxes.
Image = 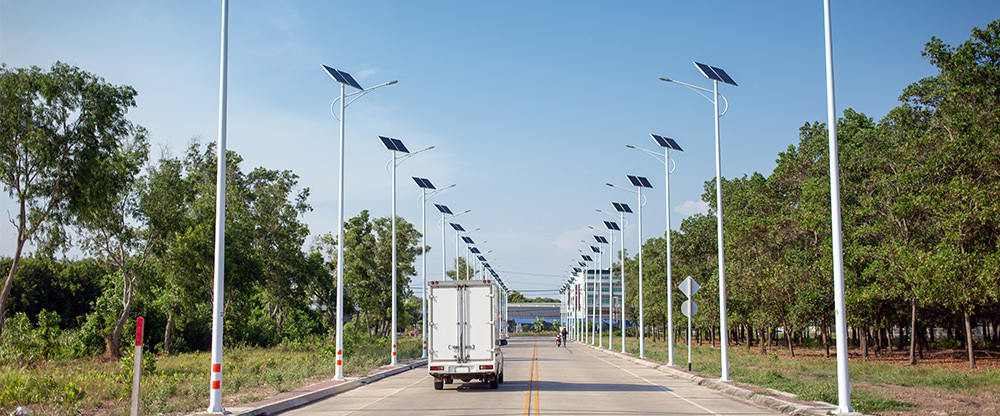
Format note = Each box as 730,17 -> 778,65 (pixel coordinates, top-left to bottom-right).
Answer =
323,63 -> 397,380
413,179 -> 454,359
823,0 -> 853,412
627,134 -> 683,366
597,211 -> 624,350
609,177 -> 651,359
603,203 -> 631,353
661,61 -> 737,381
379,137 -> 432,366
208,0 -> 229,411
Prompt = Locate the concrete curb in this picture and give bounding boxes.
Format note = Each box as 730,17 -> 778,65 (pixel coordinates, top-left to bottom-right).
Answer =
576,342 -> 866,416
225,358 -> 428,416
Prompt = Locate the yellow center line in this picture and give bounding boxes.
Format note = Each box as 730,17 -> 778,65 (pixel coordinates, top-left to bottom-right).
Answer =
523,337 -> 539,416
533,337 -> 540,415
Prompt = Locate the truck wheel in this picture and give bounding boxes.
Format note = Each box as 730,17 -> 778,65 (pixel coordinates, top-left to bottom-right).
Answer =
488,375 -> 499,389
498,372 -> 504,383
434,378 -> 444,390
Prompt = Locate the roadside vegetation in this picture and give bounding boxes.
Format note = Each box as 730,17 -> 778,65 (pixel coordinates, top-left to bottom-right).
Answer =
0,334 -> 421,415
618,336 -> 999,415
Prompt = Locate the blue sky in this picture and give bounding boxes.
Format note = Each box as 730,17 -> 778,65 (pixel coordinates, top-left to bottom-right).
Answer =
2,1 -> 997,297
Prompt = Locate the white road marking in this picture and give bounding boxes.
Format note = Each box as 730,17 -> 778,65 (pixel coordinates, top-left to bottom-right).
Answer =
580,348 -> 722,416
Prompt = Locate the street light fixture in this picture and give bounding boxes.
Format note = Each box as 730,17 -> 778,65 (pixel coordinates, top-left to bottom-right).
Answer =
581,253 -> 595,344
413,178 -> 454,359
436,205 -> 470,283
661,61 -> 737,381
604,203 -> 632,353
626,134 -> 683,366
323,64 -> 397,381
380,136 -> 433,366
609,177 -> 651,359
593,234 -> 609,349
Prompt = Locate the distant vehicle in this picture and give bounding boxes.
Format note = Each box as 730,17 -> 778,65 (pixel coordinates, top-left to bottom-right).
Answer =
427,279 -> 505,390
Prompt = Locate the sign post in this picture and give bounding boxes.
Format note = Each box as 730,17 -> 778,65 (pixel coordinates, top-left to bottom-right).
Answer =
678,276 -> 700,371
130,317 -> 144,416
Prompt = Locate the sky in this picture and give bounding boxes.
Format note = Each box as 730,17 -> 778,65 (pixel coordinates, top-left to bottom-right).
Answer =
2,1 -> 998,298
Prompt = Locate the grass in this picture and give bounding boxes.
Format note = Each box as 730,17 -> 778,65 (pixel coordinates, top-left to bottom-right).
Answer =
1,334 -> 423,416
609,334 -> 998,415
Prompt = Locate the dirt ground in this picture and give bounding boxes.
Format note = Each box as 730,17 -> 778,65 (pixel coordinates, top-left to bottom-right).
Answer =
813,348 -> 998,416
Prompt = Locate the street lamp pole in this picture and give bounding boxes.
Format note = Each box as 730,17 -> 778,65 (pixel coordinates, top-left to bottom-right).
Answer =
380,137 -> 432,366
414,179 -> 454,359
627,134 -> 683,366
661,62 -> 737,381
323,64 -> 397,380
610,177 -> 651,358
208,0 -> 229,411
824,0 -> 853,411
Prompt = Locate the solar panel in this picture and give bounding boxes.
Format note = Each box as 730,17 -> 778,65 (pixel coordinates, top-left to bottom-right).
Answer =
693,61 -> 737,86
694,62 -> 722,83
450,223 -> 465,231
321,65 -> 363,90
435,204 -> 452,215
462,236 -> 474,244
469,247 -> 480,254
478,256 -> 486,262
581,255 -> 592,262
612,202 -> 632,213
664,137 -> 683,151
712,66 -> 738,86
412,177 -> 436,189
627,175 -> 652,188
379,136 -> 410,153
604,221 -> 620,230
594,235 -> 608,244
650,134 -> 684,151
573,267 -> 581,273
591,246 -> 600,253
650,134 -> 671,148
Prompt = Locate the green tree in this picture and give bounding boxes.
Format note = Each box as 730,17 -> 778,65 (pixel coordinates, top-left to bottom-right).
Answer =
0,62 -> 145,337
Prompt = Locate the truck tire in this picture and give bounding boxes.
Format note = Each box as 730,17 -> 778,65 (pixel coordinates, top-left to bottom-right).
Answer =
488,375 -> 499,389
498,372 -> 504,383
434,378 -> 444,390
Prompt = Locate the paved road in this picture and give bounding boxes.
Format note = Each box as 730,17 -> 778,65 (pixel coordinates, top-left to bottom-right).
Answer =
280,336 -> 780,416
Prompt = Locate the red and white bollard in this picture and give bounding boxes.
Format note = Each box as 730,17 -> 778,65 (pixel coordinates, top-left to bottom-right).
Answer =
130,317 -> 144,416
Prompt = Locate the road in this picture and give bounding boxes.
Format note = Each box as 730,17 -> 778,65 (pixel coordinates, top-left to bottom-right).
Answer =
280,336 -> 780,416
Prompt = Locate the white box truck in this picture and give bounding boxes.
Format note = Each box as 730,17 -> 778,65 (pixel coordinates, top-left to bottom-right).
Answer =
427,279 -> 505,390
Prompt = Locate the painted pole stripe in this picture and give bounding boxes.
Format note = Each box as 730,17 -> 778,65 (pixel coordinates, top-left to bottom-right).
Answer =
135,317 -> 144,347
213,363 -> 221,373
212,380 -> 221,390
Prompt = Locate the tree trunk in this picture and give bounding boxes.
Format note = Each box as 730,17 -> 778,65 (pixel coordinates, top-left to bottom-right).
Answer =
164,311 -> 175,354
964,310 -> 976,369
908,297 -> 918,365
861,327 -> 869,360
0,219 -> 27,338
821,319 -> 830,358
785,326 -> 795,357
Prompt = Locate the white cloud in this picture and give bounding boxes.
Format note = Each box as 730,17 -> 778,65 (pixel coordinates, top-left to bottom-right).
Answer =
675,200 -> 709,216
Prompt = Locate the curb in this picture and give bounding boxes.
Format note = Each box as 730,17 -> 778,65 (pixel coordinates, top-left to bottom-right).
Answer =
576,342 -> 866,416
225,358 -> 428,416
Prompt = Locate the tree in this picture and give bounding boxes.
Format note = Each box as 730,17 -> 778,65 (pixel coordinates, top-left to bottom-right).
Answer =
0,62 -> 144,337
342,210 -> 422,337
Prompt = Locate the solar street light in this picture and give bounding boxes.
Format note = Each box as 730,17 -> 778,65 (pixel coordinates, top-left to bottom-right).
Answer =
381,137 -> 432,366
606,203 -> 632,353
437,206 -> 469,283
610,176 -> 651,358
323,63 -> 397,381
208,2 -> 230,410
596,215 -> 622,350
626,134 -> 683,365
660,61 -> 736,381
413,179 -> 454,359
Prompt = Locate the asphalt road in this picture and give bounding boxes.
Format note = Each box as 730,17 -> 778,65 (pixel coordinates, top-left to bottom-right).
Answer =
279,336 -> 780,416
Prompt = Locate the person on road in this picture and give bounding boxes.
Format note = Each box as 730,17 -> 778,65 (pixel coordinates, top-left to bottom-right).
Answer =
561,327 -> 568,347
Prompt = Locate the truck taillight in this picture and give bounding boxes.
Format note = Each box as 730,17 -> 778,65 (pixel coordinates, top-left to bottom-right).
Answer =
429,366 -> 444,371
479,365 -> 494,370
